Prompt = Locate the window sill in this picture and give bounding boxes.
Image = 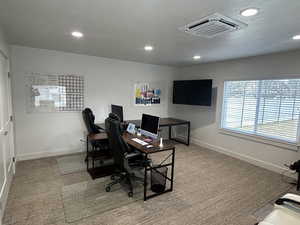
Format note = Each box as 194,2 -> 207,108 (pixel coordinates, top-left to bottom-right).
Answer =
219,128 -> 299,152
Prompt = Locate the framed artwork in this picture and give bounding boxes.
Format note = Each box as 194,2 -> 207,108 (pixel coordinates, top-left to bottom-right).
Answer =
26,73 -> 84,113
134,82 -> 163,106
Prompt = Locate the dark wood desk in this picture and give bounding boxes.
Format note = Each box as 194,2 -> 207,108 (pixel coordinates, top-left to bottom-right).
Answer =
88,132 -> 107,140
86,132 -> 114,179
123,132 -> 176,201
97,117 -> 190,145
123,132 -> 175,153
86,133 -> 108,169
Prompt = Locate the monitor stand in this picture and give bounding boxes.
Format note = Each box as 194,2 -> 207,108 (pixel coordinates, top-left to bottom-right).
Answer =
140,129 -> 158,140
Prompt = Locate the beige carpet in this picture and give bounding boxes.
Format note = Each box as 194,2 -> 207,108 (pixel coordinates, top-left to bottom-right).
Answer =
62,177 -> 144,223
3,144 -> 296,225
56,153 -> 86,175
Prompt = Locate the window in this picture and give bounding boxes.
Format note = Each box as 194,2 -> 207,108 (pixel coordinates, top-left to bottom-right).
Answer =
221,79 -> 300,144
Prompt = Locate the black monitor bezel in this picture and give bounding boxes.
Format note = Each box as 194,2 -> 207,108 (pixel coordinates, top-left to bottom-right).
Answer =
111,104 -> 124,122
140,113 -> 160,137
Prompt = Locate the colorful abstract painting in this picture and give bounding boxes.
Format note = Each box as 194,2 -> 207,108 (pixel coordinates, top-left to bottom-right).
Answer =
134,82 -> 162,106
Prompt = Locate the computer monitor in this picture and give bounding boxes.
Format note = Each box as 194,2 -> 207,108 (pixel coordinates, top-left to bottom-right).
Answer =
140,114 -> 160,139
111,105 -> 123,122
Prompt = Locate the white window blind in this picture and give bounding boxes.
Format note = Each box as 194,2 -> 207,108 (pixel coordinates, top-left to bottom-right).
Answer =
222,79 -> 300,143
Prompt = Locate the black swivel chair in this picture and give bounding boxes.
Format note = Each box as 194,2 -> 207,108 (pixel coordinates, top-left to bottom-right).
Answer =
105,113 -> 149,197
82,108 -> 104,135
82,108 -> 110,170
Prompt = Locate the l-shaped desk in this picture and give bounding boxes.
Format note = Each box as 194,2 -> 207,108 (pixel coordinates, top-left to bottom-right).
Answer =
97,117 -> 190,146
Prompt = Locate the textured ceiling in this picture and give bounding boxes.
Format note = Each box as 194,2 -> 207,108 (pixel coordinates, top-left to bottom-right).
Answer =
1,0 -> 300,66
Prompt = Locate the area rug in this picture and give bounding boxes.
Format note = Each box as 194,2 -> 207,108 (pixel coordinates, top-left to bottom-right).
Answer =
62,177 -> 144,223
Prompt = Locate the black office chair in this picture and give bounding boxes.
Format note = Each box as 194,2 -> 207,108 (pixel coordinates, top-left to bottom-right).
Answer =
105,113 -> 148,197
82,108 -> 104,135
82,108 -> 110,170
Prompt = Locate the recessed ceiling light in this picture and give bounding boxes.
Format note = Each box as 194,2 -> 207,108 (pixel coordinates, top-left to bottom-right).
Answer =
293,35 -> 300,40
144,45 -> 153,51
193,55 -> 201,60
240,8 -> 259,17
71,31 -> 83,38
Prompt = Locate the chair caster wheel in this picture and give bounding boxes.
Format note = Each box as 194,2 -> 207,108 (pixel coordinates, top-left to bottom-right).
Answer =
110,175 -> 115,180
128,192 -> 133,197
105,186 -> 111,192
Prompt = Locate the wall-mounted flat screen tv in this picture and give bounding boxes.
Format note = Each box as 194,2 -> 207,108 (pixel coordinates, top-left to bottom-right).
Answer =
173,79 -> 212,106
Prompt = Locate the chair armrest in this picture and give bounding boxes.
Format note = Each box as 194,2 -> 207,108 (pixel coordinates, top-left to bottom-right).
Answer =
124,152 -> 141,159
95,124 -> 105,131
124,152 -> 151,170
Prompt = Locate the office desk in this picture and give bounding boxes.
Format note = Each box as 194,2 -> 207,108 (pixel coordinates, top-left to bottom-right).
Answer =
123,132 -> 176,201
97,117 -> 190,146
88,132 -> 107,140
86,132 -> 108,169
86,132 -> 115,179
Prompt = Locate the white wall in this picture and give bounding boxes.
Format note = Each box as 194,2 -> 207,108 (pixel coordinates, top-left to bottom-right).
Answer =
10,46 -> 176,160
0,29 -> 8,59
0,25 -> 13,225
0,26 -> 7,200
174,50 -> 300,174
10,44 -> 300,175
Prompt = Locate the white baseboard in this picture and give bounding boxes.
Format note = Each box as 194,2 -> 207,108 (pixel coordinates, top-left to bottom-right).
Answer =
191,137 -> 296,179
16,148 -> 84,161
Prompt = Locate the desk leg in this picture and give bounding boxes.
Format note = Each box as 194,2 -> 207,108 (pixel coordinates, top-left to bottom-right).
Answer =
170,148 -> 175,191
144,153 -> 148,201
187,122 -> 190,146
297,172 -> 300,191
86,136 -> 89,171
169,123 -> 190,146
144,148 -> 176,201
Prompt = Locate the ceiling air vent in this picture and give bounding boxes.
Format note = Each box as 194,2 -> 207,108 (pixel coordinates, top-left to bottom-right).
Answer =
179,13 -> 247,38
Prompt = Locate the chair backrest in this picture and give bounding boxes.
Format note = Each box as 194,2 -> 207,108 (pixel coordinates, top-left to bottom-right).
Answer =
82,108 -> 100,134
105,113 -> 129,170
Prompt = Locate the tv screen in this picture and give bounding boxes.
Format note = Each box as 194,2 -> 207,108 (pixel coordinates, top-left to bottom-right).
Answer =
173,79 -> 212,106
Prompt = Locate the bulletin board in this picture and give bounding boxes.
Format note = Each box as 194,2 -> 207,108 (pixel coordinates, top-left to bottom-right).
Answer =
26,73 -> 84,113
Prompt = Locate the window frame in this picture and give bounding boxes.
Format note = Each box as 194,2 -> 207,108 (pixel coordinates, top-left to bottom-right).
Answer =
219,78 -> 300,151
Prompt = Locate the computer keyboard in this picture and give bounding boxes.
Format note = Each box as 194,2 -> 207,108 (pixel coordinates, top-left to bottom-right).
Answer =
131,138 -> 148,146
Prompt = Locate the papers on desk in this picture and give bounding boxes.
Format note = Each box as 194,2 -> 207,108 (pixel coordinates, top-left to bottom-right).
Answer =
131,138 -> 148,146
